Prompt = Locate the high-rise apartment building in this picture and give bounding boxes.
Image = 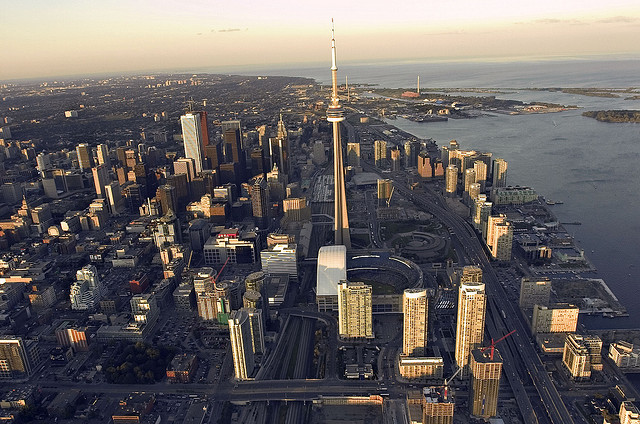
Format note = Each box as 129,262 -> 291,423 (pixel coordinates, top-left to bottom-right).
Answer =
460,265 -> 483,284
473,160 -> 487,191
244,307 -> 265,355
228,309 -> 255,380
374,139 -> 387,168
181,111 -> 208,173
70,265 -> 103,310
455,282 -> 486,377
418,152 -> 433,178
403,288 -> 428,357
390,147 -> 401,171
445,165 -> 458,195
422,386 -> 454,424
404,140 -> 420,168
487,215 -> 513,261
464,168 -> 476,194
469,348 -> 503,419
620,401 -> 640,424
377,179 -> 393,205
0,337 -> 37,380
97,143 -> 111,168
519,277 -> 552,310
492,158 -> 508,188
338,281 -> 373,339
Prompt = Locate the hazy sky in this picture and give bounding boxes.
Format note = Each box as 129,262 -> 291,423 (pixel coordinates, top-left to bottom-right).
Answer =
2,0 -> 640,80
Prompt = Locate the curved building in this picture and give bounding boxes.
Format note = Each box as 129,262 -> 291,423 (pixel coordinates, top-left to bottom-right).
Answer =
316,245 -> 347,312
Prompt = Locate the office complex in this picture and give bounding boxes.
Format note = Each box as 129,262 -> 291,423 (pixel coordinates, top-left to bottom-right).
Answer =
403,288 -> 429,356
327,24 -> 351,248
455,281 -> 486,377
469,347 -> 503,419
338,281 -> 373,339
228,309 -> 255,380
519,277 -> 552,310
531,303 -> 579,334
609,341 -> 640,369
70,264 -> 103,310
563,334 -> 603,380
260,243 -> 298,282
0,337 -> 38,380
181,111 -> 208,173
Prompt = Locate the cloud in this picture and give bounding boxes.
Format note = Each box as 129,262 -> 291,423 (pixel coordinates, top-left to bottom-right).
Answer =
596,16 -> 640,24
218,28 -> 241,33
532,18 -> 585,25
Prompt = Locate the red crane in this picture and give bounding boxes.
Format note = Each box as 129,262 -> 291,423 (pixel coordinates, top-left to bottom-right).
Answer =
213,257 -> 230,284
480,330 -> 516,360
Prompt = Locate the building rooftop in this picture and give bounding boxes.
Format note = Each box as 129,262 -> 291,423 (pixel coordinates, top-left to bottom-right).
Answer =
316,245 -> 346,297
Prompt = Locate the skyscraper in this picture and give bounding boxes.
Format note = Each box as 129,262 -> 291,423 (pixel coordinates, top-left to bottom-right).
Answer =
338,281 -> 373,339
70,264 -> 103,310
76,143 -> 93,170
374,139 -> 387,168
92,164 -> 110,198
404,140 -> 420,168
97,143 -> 111,168
0,337 -> 36,380
487,214 -> 513,261
469,347 -> 503,418
455,281 -> 486,377
445,165 -> 458,196
403,288 -> 428,357
174,158 -> 196,183
269,114 -> 290,177
422,386 -> 455,424
181,112 -> 208,173
250,176 -> 270,229
492,158 -> 508,188
327,22 -> 351,249
346,142 -> 360,167
473,160 -> 487,191
228,309 -> 255,380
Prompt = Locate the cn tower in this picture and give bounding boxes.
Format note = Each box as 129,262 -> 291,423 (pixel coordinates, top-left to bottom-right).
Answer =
327,20 -> 351,249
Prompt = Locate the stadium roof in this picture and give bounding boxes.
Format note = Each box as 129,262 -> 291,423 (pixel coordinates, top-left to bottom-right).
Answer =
316,245 -> 347,296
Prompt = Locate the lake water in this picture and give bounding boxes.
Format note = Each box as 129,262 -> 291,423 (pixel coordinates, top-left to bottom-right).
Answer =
240,58 -> 640,328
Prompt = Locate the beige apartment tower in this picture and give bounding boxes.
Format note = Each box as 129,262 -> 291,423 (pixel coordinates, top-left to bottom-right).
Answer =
492,158 -> 508,188
455,282 -> 486,377
338,281 -> 373,339
403,288 -> 429,356
469,348 -> 503,419
228,309 -> 255,380
531,303 -> 579,334
445,165 -> 458,195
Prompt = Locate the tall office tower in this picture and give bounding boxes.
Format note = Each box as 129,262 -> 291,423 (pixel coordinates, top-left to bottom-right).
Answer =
269,115 -> 290,177
422,386 -> 455,424
487,214 -> 513,261
70,264 -> 103,310
404,140 -> 420,168
266,164 -> 285,201
181,112 -> 208,173
156,184 -> 177,215
327,22 -> 351,249
460,265 -> 483,284
250,148 -> 267,178
245,271 -> 266,292
205,142 -> 223,171
0,337 -> 36,380
76,143 -> 93,170
455,281 -> 486,377
260,243 -> 298,282
519,277 -> 552,310
96,143 -> 111,168
390,147 -> 401,171
377,179 -> 393,206
469,348 -> 503,419
104,181 -> 123,215
36,152 -> 52,174
338,281 -> 373,339
250,176 -> 270,229
492,158 -> 508,188
468,183 -> 481,202
346,142 -> 360,167
418,152 -> 433,178
116,147 -> 127,168
374,139 -> 387,168
620,401 -> 640,424
223,127 -> 245,166
244,307 -> 265,355
228,309 -> 255,380
311,140 -> 326,165
174,158 -> 196,183
221,120 -> 242,146
193,267 -> 216,294
464,168 -> 476,193
445,165 -> 458,196
403,288 -> 428,356
473,160 -> 487,191
92,165 -> 110,198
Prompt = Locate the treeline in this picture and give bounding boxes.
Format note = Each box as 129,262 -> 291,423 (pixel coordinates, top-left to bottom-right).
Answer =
103,341 -> 175,384
583,110 -> 640,123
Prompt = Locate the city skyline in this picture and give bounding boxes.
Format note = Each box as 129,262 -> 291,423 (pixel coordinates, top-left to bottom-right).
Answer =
2,0 -> 640,80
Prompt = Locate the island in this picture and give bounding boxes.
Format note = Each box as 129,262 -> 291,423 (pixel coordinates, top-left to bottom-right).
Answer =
582,110 -> 640,123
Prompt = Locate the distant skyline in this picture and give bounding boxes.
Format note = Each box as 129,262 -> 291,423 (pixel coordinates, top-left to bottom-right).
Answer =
2,0 -> 640,80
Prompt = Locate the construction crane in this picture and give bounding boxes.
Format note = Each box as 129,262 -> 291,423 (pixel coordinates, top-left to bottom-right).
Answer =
212,257 -> 230,284
386,186 -> 394,208
480,329 -> 516,361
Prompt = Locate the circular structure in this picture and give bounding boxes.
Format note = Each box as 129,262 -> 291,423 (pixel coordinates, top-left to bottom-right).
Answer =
401,231 -> 448,260
346,252 -> 422,295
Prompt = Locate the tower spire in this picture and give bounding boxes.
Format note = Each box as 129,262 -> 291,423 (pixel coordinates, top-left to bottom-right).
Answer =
327,19 -> 351,249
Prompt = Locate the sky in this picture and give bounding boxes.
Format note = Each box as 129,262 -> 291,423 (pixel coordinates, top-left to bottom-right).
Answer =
2,0 -> 640,80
